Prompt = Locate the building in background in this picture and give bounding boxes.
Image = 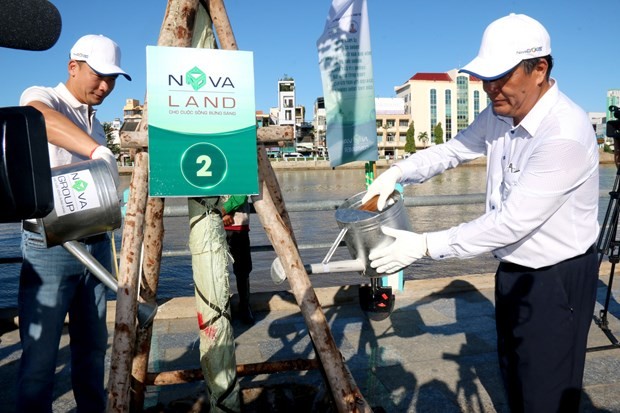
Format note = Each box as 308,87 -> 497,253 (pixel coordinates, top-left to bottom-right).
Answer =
255,110 -> 271,128
277,77 -> 296,127
276,77 -> 298,153
375,97 -> 410,159
312,97 -> 326,156
395,69 -> 489,143
123,98 -> 143,119
118,98 -> 144,165
271,77 -> 312,155
108,118 -> 122,146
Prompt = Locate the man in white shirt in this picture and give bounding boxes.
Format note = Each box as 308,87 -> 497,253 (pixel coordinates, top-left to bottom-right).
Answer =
364,14 -> 599,413
17,34 -> 130,412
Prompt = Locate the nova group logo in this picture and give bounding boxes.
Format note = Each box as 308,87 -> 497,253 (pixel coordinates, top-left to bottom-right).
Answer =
72,179 -> 88,192
52,170 -> 100,217
186,66 -> 206,91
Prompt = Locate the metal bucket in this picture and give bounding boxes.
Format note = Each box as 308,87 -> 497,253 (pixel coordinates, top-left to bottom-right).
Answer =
334,190 -> 413,278
39,158 -> 121,247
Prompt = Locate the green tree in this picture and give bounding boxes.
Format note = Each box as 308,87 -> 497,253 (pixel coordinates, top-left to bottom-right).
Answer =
418,131 -> 429,148
103,122 -> 120,155
433,122 -> 444,145
404,121 -> 416,153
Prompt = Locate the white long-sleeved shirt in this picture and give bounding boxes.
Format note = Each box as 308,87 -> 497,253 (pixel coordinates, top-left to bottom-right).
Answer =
396,80 -> 599,268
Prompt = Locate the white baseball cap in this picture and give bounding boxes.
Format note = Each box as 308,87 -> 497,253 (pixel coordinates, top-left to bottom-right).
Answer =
70,34 -> 131,81
459,13 -> 551,81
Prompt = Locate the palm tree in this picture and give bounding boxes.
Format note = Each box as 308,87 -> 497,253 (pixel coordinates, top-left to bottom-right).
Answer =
418,131 -> 429,148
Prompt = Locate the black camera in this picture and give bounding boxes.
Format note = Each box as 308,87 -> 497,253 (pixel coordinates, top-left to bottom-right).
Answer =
608,105 -> 620,139
0,1 -> 62,223
0,107 -> 54,222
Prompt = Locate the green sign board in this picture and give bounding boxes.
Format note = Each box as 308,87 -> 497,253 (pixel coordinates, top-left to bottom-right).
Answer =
146,46 -> 258,197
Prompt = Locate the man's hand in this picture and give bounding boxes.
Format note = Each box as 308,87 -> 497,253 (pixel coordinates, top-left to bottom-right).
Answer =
369,226 -> 427,274
90,145 -> 120,188
222,214 -> 234,226
361,166 -> 403,211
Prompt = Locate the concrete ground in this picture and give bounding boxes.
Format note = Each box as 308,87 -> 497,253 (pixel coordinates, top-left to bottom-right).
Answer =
1,264 -> 620,412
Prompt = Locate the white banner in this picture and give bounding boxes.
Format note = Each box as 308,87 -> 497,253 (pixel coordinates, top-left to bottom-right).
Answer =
317,0 -> 377,167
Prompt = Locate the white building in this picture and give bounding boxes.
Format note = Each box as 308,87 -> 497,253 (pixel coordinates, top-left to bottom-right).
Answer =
107,118 -> 122,145
277,79 -> 295,126
313,97 -> 326,151
394,69 -> 489,142
374,97 -> 410,159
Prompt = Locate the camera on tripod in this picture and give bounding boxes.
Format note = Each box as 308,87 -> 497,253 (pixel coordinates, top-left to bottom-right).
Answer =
608,105 -> 620,139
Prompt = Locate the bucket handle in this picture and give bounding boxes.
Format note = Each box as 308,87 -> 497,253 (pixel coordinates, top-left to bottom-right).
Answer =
321,227 -> 348,265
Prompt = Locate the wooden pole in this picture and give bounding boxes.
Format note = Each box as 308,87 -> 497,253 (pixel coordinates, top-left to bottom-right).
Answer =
255,144 -> 296,244
252,150 -> 371,413
127,2 -> 199,411
159,0 -> 201,46
130,197 -> 165,412
106,152 -> 150,413
120,125 -> 294,148
146,359 -> 321,386
207,1 -> 372,411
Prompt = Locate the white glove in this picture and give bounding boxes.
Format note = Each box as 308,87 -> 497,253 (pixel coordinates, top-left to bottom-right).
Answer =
361,166 -> 403,211
90,145 -> 120,189
369,226 -> 427,274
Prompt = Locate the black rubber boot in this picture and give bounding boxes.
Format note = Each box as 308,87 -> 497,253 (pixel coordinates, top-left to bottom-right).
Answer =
236,275 -> 254,325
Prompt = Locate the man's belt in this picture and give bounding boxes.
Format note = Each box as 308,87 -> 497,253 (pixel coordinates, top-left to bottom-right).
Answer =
22,219 -> 42,233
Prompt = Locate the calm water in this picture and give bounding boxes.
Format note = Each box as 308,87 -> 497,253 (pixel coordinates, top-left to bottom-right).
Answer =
0,164 -> 616,309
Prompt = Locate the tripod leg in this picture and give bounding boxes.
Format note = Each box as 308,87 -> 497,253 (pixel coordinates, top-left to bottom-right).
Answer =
599,262 -> 616,329
590,166 -> 620,350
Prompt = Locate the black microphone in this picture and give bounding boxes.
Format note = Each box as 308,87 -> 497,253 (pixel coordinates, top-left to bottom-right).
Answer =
0,0 -> 62,51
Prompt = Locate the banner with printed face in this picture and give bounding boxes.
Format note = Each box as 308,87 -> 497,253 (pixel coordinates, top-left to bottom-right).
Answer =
317,0 -> 377,167
146,46 -> 258,197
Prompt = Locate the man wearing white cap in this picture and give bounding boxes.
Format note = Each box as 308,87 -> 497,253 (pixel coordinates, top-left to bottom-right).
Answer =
17,34 -> 130,412
364,14 -> 598,412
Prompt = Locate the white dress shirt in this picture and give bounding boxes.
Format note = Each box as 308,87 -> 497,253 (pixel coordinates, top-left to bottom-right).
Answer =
396,80 -> 599,268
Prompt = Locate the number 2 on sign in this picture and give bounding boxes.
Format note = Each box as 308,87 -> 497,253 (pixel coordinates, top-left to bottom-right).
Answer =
196,155 -> 213,177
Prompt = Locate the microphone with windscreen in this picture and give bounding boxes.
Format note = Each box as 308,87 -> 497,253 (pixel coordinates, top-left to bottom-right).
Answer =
0,0 -> 62,51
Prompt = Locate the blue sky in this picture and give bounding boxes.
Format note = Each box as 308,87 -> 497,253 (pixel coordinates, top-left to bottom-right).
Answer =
1,0 -> 617,123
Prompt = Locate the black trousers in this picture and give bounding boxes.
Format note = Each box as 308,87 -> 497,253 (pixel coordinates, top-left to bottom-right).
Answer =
226,229 -> 252,281
495,245 -> 598,413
